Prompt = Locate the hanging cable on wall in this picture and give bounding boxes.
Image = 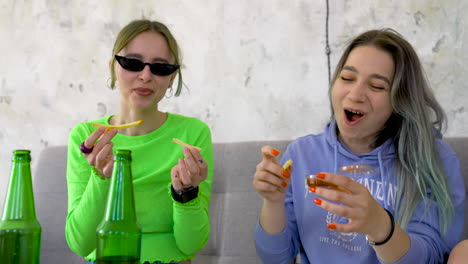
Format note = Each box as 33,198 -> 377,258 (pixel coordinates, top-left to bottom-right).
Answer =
325,0 -> 331,85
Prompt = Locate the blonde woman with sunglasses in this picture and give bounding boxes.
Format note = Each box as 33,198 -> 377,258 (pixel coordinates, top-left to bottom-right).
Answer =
65,19 -> 213,264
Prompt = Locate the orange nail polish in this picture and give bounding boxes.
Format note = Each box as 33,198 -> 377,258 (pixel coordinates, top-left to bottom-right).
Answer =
316,173 -> 326,179
309,186 -> 316,192
281,181 -> 288,188
313,198 -> 322,205
327,224 -> 336,230
271,149 -> 280,156
282,171 -> 291,178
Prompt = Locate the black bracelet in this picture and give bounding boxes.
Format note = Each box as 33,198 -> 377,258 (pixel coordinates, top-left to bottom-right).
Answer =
366,209 -> 395,246
171,185 -> 199,204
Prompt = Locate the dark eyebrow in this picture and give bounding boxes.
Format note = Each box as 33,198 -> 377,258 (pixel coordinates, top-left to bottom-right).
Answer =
342,65 -> 392,85
342,65 -> 358,73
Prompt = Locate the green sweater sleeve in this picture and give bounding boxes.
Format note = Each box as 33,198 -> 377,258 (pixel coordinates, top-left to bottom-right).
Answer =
171,124 -> 214,255
65,123 -> 111,257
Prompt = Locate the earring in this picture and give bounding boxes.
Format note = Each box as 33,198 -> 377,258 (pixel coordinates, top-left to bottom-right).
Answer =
106,77 -> 117,90
106,78 -> 112,89
165,87 -> 173,98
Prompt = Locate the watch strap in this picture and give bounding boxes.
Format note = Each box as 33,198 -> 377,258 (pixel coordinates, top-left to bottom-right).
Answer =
171,185 -> 199,204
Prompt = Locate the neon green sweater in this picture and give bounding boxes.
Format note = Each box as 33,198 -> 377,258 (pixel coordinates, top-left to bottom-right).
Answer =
65,113 -> 213,263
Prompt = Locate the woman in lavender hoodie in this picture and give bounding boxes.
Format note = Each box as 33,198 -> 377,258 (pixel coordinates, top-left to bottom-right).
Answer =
253,29 -> 465,264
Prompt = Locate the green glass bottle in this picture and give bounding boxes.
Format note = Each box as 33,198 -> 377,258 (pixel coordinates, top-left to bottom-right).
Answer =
96,150 -> 141,264
0,150 -> 41,264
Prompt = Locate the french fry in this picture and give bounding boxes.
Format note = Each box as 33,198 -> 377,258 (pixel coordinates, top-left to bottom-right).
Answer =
172,138 -> 202,151
282,159 -> 293,170
92,120 -> 144,130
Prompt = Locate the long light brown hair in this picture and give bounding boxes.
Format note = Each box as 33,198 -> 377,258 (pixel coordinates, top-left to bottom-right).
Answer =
330,29 -> 453,233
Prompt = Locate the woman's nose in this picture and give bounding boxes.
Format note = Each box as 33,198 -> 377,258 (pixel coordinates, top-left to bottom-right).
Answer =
138,65 -> 153,82
348,82 -> 366,102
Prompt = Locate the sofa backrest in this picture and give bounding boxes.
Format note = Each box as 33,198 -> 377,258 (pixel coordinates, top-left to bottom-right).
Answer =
33,145 -> 84,264
194,141 -> 289,263
445,137 -> 468,239
32,138 -> 467,264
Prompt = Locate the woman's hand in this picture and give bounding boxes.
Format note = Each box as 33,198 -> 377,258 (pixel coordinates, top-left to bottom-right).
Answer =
81,127 -> 118,178
252,146 -> 291,203
310,172 -> 391,240
171,147 -> 208,191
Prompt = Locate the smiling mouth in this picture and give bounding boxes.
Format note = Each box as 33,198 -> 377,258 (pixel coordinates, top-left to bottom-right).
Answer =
345,109 -> 364,122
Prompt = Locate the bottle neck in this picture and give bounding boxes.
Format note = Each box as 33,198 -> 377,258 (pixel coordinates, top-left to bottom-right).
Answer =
2,159 -> 37,221
103,157 -> 137,222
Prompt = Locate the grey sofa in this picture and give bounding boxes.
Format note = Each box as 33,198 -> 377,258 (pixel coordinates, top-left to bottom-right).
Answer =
33,138 -> 468,264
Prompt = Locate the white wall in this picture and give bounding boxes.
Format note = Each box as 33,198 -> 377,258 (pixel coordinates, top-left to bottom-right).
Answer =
1,1 -> 467,212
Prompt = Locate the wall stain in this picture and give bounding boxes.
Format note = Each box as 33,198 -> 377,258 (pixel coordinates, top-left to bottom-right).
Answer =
454,106 -> 465,114
40,139 -> 49,148
244,66 -> 252,87
60,20 -> 72,30
97,102 -> 107,116
260,45 -> 273,61
69,83 -> 84,92
301,62 -> 309,78
414,11 -> 425,26
240,38 -> 256,46
432,36 -> 446,53
0,96 -> 12,105
40,96 -> 49,108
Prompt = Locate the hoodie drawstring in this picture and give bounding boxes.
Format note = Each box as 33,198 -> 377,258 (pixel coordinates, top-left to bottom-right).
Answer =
333,144 -> 338,174
378,151 -> 389,209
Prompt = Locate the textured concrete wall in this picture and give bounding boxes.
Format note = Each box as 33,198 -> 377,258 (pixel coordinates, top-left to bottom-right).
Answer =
1,1 -> 467,212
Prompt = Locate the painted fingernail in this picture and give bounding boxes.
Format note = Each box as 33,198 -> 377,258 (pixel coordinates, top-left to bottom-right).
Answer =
281,181 -> 288,188
271,149 -> 280,156
313,198 -> 322,205
327,224 -> 336,230
309,186 -> 316,192
316,173 -> 326,179
282,171 -> 290,178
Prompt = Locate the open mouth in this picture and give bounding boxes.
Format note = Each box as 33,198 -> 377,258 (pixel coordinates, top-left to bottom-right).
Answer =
344,109 -> 364,122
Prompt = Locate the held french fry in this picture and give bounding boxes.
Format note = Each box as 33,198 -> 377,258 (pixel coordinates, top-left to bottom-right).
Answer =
92,120 -> 144,130
172,138 -> 202,151
282,159 -> 293,170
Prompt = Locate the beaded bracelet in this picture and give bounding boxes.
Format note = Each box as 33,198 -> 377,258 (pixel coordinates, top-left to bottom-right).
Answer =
366,209 -> 395,246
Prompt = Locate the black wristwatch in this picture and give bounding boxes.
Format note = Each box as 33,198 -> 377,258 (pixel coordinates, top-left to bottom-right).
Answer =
171,185 -> 199,203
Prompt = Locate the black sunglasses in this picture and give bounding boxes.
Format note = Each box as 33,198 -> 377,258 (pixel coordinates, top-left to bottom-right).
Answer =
114,55 -> 179,76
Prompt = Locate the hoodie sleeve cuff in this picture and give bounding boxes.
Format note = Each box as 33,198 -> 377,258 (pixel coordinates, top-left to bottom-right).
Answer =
255,222 -> 291,253
380,235 -> 432,264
